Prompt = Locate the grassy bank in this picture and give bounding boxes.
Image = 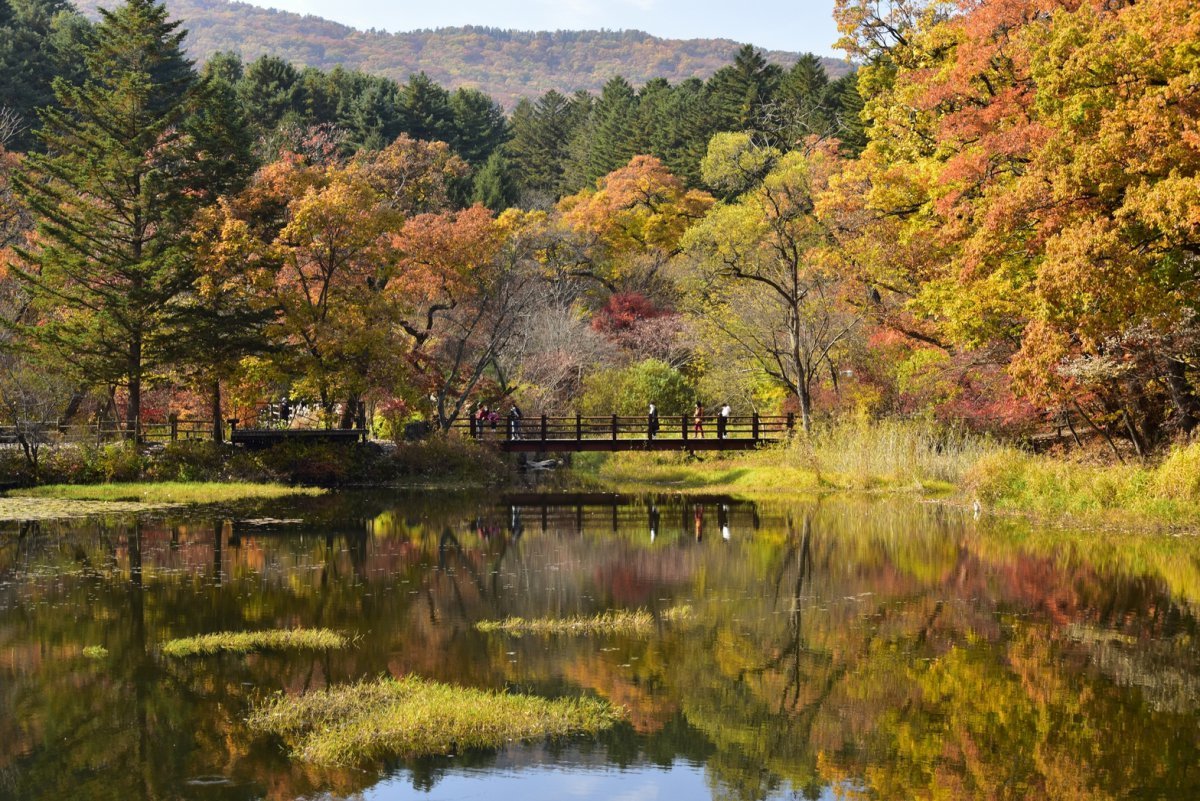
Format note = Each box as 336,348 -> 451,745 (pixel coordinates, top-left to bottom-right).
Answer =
161,628 -> 347,657
14,481 -> 322,504
583,421 -> 1200,529
248,675 -> 622,765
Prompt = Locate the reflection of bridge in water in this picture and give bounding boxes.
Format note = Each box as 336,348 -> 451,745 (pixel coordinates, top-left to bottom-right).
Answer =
461,414 -> 795,452
499,492 -> 762,543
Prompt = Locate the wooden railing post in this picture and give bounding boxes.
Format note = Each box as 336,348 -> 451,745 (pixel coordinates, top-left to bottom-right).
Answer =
576,413 -> 582,442
611,414 -> 618,441
540,414 -> 548,441
786,412 -> 795,433
169,413 -> 179,442
681,414 -> 688,441
752,413 -> 760,441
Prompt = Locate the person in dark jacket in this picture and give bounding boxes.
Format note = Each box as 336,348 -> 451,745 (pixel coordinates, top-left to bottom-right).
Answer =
647,403 -> 660,440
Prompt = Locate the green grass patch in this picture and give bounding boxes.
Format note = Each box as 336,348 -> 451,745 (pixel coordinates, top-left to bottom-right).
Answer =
161,628 -> 347,657
247,675 -> 622,765
82,645 -> 108,659
475,605 -> 692,637
12,481 -> 323,504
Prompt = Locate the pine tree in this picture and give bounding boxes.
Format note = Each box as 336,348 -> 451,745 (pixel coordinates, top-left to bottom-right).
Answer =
471,150 -> 518,211
449,87 -> 508,166
13,0 -> 202,438
400,72 -> 455,144
0,0 -> 90,150
506,90 -> 579,204
237,54 -> 303,134
707,45 -> 783,132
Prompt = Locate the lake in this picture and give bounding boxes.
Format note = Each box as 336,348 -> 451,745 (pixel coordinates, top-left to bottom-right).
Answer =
1,490 -> 1198,800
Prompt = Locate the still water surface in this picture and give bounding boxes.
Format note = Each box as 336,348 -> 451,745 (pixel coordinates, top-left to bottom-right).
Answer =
1,491 -> 1198,800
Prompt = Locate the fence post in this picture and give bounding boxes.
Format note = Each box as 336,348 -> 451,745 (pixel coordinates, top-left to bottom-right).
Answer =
611,414 -> 618,441
540,414 -> 548,441
786,412 -> 795,433
169,413 -> 179,442
752,413 -> 760,441
576,413 -> 582,442
681,414 -> 688,441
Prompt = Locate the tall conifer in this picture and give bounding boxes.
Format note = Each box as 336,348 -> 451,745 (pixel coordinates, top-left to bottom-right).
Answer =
14,0 -> 200,437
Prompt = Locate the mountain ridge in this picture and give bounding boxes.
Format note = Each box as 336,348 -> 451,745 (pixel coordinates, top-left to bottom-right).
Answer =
76,0 -> 852,107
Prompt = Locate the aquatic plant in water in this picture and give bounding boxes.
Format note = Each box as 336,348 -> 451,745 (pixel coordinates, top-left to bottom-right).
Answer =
161,628 -> 347,657
247,675 -> 622,765
474,605 -> 692,636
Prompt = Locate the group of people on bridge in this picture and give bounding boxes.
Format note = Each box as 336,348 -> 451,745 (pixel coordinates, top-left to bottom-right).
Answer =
471,401 -> 738,440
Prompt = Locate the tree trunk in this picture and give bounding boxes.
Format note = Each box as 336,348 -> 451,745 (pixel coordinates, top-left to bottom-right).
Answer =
210,378 -> 223,443
126,336 -> 142,442
798,385 -> 813,434
1165,357 -> 1200,435
339,395 -> 359,429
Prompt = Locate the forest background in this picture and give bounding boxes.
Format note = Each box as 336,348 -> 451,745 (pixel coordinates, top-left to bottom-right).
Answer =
0,0 -> 1198,493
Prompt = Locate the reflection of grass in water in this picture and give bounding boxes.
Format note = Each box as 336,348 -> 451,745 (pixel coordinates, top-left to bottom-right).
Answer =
161,628 -> 347,657
475,605 -> 692,636
14,481 -> 323,504
82,645 -> 108,659
248,675 -> 622,765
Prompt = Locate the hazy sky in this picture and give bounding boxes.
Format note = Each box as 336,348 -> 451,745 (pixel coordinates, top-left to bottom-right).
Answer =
241,0 -> 845,56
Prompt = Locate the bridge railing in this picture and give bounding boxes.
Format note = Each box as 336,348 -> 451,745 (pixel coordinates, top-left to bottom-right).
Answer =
452,413 -> 795,443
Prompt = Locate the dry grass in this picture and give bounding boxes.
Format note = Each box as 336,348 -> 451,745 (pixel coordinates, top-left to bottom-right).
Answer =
475,605 -> 692,637
247,675 -> 622,765
161,628 -> 347,657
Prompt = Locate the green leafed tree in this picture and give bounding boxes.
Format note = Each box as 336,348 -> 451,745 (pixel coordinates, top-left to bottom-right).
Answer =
13,0 -> 202,438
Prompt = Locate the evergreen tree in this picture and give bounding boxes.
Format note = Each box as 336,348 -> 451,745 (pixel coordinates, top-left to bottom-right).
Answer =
506,90 -> 579,204
13,0 -> 202,437
822,72 -> 866,154
470,150 -> 518,211
399,72 -> 455,143
449,87 -> 508,166
707,45 -> 782,132
586,76 -> 639,182
0,0 -> 90,150
346,76 -> 404,150
237,54 -> 304,134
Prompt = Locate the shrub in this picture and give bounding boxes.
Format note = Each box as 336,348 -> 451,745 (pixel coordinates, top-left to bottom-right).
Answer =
146,440 -> 228,482
393,435 -> 507,481
87,442 -> 144,483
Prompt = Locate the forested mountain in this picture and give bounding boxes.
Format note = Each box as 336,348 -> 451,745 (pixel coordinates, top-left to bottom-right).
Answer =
73,0 -> 851,107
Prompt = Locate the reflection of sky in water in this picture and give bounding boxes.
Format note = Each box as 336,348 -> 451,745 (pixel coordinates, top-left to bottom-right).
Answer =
363,762 -> 843,800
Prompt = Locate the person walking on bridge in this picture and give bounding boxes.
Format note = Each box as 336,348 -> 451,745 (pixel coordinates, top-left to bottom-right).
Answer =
717,402 -> 731,439
647,403 -> 659,440
693,401 -> 705,438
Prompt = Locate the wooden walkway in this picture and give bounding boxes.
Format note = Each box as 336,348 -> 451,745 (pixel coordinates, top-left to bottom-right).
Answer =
459,413 -> 794,453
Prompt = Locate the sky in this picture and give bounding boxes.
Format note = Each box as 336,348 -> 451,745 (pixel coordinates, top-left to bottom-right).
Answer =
240,0 -> 845,56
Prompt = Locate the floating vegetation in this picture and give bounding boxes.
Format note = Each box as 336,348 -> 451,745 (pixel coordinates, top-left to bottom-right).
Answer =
0,497 -> 176,521
15,482 -> 323,504
247,675 -> 622,765
475,605 -> 692,637
161,628 -> 347,657
82,645 -> 108,659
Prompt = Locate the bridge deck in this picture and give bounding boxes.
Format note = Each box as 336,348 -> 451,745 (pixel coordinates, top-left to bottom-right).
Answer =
460,413 -> 794,453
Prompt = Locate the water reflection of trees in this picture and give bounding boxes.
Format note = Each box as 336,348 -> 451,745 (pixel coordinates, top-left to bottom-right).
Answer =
0,494 -> 1198,800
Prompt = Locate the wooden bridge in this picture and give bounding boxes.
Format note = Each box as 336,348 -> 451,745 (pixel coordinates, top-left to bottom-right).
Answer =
458,413 -> 795,453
